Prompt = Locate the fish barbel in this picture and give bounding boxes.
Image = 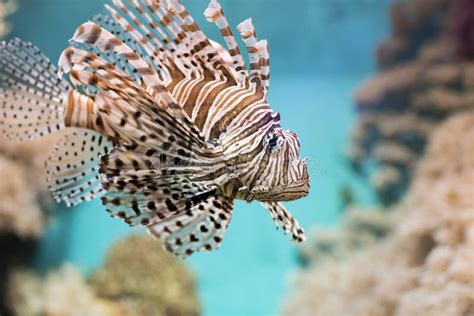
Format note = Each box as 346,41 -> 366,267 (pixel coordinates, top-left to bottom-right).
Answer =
0,0 -> 309,257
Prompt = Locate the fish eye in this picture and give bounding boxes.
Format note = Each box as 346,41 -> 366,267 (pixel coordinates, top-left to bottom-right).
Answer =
268,135 -> 280,149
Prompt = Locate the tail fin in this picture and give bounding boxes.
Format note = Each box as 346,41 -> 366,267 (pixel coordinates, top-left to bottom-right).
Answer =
0,38 -> 68,141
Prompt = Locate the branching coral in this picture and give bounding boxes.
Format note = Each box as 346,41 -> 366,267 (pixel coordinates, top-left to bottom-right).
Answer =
348,0 -> 474,205
283,113 -> 474,316
89,234 -> 200,316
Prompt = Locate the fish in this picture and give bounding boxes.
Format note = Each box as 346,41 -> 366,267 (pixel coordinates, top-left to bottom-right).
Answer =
0,0 -> 310,257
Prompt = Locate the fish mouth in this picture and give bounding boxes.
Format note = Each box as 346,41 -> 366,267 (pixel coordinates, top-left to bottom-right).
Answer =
257,179 -> 310,202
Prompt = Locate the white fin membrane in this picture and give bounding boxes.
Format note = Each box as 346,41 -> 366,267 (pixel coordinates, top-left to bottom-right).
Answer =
46,129 -> 114,207
0,38 -> 68,141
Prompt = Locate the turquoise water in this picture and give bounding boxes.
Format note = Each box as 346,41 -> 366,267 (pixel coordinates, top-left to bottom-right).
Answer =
9,0 -> 392,314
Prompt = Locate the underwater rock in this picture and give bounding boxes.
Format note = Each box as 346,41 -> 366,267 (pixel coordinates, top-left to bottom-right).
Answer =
89,234 -> 200,316
283,113 -> 474,316
348,0 -> 474,205
5,265 -> 123,316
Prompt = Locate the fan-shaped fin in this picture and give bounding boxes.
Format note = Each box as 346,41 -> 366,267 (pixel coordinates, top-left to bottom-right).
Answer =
0,38 -> 67,141
46,129 -> 114,206
147,192 -> 234,257
59,46 -> 212,153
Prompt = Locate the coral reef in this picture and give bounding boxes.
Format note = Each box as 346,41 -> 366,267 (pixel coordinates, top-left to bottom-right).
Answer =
5,265 -> 122,316
0,0 -> 16,38
5,234 -> 201,316
297,206 -> 392,266
0,135 -> 58,238
377,0 -> 448,69
0,136 -> 58,315
283,113 -> 474,316
445,0 -> 474,60
347,0 -> 474,205
89,234 -> 200,316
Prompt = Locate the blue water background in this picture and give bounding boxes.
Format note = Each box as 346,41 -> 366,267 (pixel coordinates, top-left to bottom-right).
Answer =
9,0 -> 392,314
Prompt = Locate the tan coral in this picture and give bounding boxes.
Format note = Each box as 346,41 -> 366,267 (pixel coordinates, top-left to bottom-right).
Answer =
297,207 -> 392,266
0,0 -> 16,38
0,156 -> 44,237
349,0 -> 474,205
0,135 -> 58,237
5,265 -> 124,316
89,234 -> 200,316
355,63 -> 424,108
284,113 -> 474,316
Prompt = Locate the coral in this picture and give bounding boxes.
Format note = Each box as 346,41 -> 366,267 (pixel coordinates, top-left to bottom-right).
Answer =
0,156 -> 43,237
0,0 -> 16,38
5,235 -> 201,316
0,134 -> 65,315
348,0 -> 474,205
378,0 -> 447,68
297,206 -> 392,266
283,113 -> 474,316
5,265 -> 123,316
0,136 -> 58,238
445,0 -> 474,60
90,234 -> 200,316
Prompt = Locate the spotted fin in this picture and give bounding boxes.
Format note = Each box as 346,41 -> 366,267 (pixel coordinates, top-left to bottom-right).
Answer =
98,141 -> 231,257
147,191 -> 234,257
46,129 -> 114,206
262,202 -> 306,242
0,38 -> 68,141
99,145 -> 221,198
99,143 -> 225,216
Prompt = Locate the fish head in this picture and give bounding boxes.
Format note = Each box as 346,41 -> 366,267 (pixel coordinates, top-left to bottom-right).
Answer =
250,128 -> 309,202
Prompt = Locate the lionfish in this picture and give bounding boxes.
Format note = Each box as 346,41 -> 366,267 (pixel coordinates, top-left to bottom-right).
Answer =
0,0 -> 309,257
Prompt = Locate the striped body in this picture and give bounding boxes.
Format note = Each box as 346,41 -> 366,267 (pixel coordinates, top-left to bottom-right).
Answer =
62,77 -> 309,203
64,90 -> 99,130
168,77 -> 309,201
